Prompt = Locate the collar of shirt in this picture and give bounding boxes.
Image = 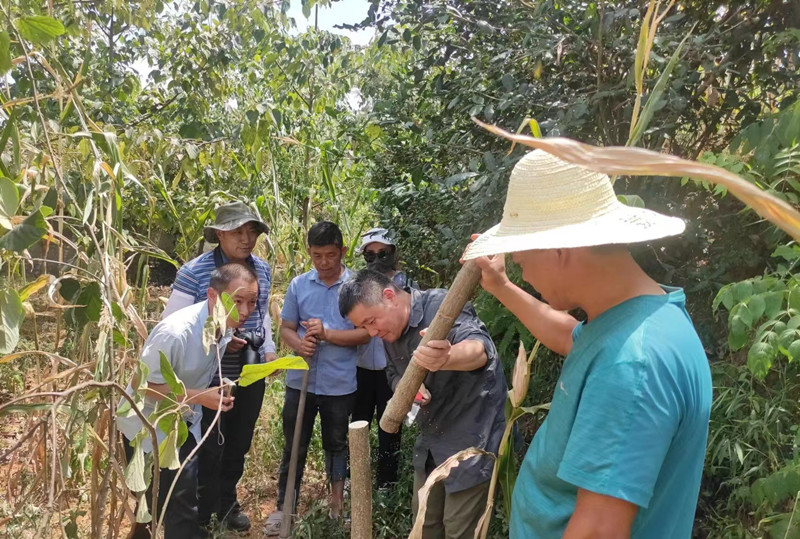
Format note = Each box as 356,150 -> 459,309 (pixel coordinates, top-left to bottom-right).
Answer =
218,249 -> 255,266
406,288 -> 426,333
309,266 -> 351,287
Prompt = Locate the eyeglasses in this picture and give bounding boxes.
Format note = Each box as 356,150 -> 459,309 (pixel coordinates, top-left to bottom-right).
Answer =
363,250 -> 392,263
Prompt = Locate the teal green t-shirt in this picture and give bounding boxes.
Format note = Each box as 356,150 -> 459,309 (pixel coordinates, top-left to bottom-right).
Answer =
510,287 -> 711,538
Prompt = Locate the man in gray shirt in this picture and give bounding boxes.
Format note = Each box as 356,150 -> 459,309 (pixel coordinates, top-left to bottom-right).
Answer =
340,270 -> 507,539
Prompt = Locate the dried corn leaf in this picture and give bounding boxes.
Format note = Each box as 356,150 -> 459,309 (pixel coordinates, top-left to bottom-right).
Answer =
473,118 -> 800,242
409,448 -> 495,539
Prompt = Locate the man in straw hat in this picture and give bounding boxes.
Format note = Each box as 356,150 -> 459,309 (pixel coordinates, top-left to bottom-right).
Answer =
162,201 -> 276,532
462,150 -> 712,538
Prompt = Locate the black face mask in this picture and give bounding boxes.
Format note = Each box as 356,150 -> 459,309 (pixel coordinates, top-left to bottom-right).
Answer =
364,250 -> 396,274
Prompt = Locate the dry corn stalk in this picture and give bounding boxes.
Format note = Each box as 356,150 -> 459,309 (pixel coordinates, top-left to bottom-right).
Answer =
473,118 -> 800,242
409,447 -> 495,539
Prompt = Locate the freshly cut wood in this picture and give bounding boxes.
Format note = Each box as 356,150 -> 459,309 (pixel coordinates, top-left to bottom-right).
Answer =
379,260 -> 481,433
349,420 -> 371,539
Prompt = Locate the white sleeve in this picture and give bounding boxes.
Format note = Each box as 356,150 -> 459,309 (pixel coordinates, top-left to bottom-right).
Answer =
161,290 -> 195,320
261,310 -> 277,355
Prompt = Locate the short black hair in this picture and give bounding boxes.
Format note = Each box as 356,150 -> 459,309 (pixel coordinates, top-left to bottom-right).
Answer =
339,269 -> 398,318
209,263 -> 258,292
308,221 -> 344,248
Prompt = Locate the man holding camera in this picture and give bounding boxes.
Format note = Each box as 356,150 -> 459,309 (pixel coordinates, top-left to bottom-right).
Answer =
162,201 -> 276,532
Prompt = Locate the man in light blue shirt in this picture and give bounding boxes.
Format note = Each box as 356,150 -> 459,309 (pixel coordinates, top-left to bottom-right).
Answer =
264,221 -> 370,535
463,150 -> 712,538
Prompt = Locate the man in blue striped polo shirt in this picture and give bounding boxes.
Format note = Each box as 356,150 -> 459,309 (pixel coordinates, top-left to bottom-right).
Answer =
162,201 -> 276,532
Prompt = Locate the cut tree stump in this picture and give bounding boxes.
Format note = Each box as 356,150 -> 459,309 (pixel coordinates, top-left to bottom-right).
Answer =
349,420 -> 371,539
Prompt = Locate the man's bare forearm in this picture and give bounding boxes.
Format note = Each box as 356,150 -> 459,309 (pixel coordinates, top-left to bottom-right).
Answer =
492,281 -> 577,356
324,327 -> 371,347
444,340 -> 487,371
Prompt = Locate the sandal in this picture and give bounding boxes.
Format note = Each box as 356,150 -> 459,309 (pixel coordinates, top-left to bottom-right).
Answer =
263,510 -> 283,537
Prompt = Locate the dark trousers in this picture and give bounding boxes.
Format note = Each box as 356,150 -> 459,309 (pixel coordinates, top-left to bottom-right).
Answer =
352,367 -> 402,488
276,387 -> 356,511
123,435 -> 205,539
197,378 -> 265,521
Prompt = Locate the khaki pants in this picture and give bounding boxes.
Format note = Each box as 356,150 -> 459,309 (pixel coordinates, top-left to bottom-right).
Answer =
412,466 -> 490,539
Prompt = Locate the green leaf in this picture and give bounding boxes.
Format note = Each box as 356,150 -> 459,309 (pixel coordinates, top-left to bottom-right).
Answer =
777,328 -> 799,349
728,315 -> 749,351
528,119 -> 542,138
747,294 -> 766,321
135,492 -> 151,523
734,281 -> 754,303
65,281 -> 103,329
124,438 -> 148,492
17,16 -> 66,44
0,31 -> 11,75
789,288 -> 800,312
221,291 -> 238,323
497,437 -> 517,522
747,341 -> 774,379
617,194 -> 646,208
159,351 -> 185,396
628,32 -> 690,146
158,428 -> 181,470
0,288 -> 24,354
0,177 -> 19,230
788,340 -> 800,362
176,415 -> 189,447
772,244 -> 800,261
763,290 -> 785,319
0,209 -> 47,252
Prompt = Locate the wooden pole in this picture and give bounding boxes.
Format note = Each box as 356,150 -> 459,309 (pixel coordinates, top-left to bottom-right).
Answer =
379,260 -> 481,433
348,420 -> 371,539
280,369 -> 310,538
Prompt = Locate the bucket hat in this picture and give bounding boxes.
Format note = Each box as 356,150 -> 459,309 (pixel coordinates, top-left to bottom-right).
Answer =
463,150 -> 685,260
203,202 -> 269,243
356,228 -> 396,254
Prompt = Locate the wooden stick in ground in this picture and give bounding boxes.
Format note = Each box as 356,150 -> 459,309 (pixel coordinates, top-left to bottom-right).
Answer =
280,368 -> 311,538
348,420 -> 371,539
379,260 -> 482,434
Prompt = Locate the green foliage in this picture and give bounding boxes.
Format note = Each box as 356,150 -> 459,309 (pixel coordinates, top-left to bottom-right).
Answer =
700,362 -> 800,537
0,207 -> 49,252
16,15 -> 65,44
0,30 -> 11,75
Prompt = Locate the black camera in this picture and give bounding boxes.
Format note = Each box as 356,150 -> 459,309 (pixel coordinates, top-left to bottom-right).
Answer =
235,329 -> 265,366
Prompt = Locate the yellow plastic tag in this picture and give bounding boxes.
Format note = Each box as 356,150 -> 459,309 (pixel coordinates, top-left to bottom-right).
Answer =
238,356 -> 308,387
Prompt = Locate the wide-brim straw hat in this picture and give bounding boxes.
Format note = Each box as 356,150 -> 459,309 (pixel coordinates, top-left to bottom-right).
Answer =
462,150 -> 685,260
203,201 -> 269,243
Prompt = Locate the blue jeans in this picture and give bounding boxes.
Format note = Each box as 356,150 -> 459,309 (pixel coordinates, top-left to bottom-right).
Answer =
276,387 -> 355,511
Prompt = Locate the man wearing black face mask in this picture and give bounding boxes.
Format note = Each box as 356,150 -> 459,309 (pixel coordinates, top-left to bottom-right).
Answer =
353,228 -> 416,488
